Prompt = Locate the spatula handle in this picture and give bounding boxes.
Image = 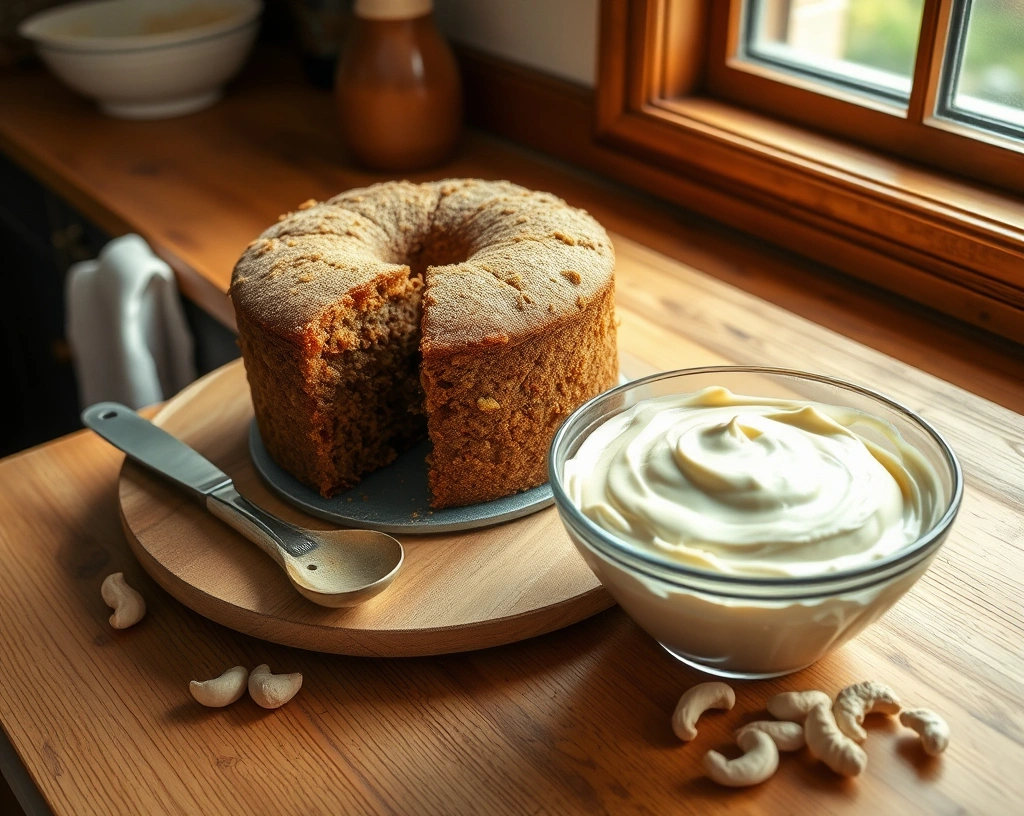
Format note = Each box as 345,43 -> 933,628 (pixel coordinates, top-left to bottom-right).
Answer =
81,402 -> 232,501
83,402 -> 319,560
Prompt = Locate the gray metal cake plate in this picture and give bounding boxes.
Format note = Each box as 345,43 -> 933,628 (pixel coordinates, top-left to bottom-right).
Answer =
249,374 -> 629,534
249,423 -> 554,534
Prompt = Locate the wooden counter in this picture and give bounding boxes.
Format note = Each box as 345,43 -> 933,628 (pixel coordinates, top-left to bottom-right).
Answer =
1,52 -> 1023,815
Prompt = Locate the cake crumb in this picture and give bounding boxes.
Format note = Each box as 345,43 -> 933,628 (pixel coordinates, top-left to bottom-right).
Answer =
298,199 -> 318,210
297,273 -> 314,283
552,231 -> 577,246
515,216 -> 528,224
548,304 -> 555,313
477,396 -> 501,412
505,274 -> 523,290
576,295 -> 588,309
286,238 -> 298,247
560,269 -> 582,285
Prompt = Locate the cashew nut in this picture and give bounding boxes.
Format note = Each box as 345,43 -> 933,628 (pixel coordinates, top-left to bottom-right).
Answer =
766,689 -> 831,723
736,720 -> 806,752
900,708 -> 950,756
248,664 -> 302,709
100,572 -> 146,629
805,702 -> 868,777
704,728 -> 779,787
833,681 -> 901,742
190,666 -> 249,708
671,682 -> 736,741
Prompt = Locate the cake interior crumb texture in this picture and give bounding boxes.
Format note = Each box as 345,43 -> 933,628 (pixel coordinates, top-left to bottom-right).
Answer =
231,179 -> 618,509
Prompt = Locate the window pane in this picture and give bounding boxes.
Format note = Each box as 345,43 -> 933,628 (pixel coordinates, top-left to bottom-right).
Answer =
743,0 -> 925,106
941,0 -> 1024,139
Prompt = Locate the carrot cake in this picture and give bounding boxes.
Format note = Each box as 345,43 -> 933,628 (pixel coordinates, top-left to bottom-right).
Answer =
230,178 -> 617,508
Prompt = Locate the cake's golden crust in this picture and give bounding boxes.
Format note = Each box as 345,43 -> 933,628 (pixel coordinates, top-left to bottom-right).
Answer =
422,284 -> 618,507
231,178 -> 617,507
232,180 -> 614,354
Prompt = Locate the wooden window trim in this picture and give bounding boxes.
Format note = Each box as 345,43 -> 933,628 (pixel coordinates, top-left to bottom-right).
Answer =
596,0 -> 1024,344
704,0 -> 1024,193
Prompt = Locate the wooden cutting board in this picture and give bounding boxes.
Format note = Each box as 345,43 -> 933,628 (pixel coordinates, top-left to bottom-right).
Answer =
118,359 -> 617,656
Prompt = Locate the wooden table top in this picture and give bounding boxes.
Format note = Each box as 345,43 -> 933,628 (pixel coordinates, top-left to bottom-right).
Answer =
1,51 -> 1023,815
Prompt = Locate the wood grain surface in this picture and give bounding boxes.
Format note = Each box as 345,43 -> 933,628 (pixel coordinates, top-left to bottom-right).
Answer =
119,361 -> 611,657
2,225 -> 1024,813
2,47 -> 1024,816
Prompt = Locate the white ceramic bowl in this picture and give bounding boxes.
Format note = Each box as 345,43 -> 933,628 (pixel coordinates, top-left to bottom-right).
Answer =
19,0 -> 262,119
550,367 -> 963,679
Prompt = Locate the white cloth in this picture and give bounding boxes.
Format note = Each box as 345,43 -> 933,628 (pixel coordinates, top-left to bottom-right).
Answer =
66,234 -> 196,410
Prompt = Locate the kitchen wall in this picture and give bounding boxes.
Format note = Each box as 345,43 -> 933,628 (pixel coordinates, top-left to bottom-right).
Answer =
434,0 -> 599,87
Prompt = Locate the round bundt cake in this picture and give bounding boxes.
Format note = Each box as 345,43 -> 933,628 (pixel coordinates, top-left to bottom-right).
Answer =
230,178 -> 617,508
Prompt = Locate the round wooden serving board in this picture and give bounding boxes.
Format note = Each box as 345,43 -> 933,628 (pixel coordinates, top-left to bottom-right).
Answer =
118,360 -> 613,656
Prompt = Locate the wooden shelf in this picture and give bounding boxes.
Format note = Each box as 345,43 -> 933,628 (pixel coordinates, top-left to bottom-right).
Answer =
1,50 -> 1022,414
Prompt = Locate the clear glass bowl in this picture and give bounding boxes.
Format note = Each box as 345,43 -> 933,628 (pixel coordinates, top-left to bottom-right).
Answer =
549,367 -> 963,679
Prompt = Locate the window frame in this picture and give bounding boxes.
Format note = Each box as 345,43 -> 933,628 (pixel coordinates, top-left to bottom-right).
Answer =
702,0 -> 1024,192
934,0 -> 1024,144
595,0 -> 1024,344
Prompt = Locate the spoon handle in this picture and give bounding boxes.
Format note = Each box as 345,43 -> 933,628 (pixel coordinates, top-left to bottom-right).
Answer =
207,485 -> 318,559
82,402 -> 317,559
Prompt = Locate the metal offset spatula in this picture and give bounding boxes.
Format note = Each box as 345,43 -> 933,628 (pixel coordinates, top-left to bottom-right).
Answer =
83,402 -> 404,607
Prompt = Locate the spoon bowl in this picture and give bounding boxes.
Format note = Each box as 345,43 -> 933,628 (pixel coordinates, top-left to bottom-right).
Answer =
283,529 -> 404,607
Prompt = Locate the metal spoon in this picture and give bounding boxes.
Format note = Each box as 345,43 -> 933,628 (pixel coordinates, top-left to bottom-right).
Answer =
82,402 -> 403,607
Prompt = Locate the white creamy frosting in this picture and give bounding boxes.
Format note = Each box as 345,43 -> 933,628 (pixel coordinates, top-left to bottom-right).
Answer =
565,387 -> 942,578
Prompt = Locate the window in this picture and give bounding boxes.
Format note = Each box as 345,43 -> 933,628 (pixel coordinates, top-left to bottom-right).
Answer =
703,0 -> 1024,191
742,0 -> 925,107
736,0 -> 1024,144
596,0 -> 1024,344
938,0 -> 1024,141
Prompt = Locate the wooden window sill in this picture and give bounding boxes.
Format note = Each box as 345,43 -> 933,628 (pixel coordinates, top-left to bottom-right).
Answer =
460,42 -> 1024,345
607,95 -> 1024,342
